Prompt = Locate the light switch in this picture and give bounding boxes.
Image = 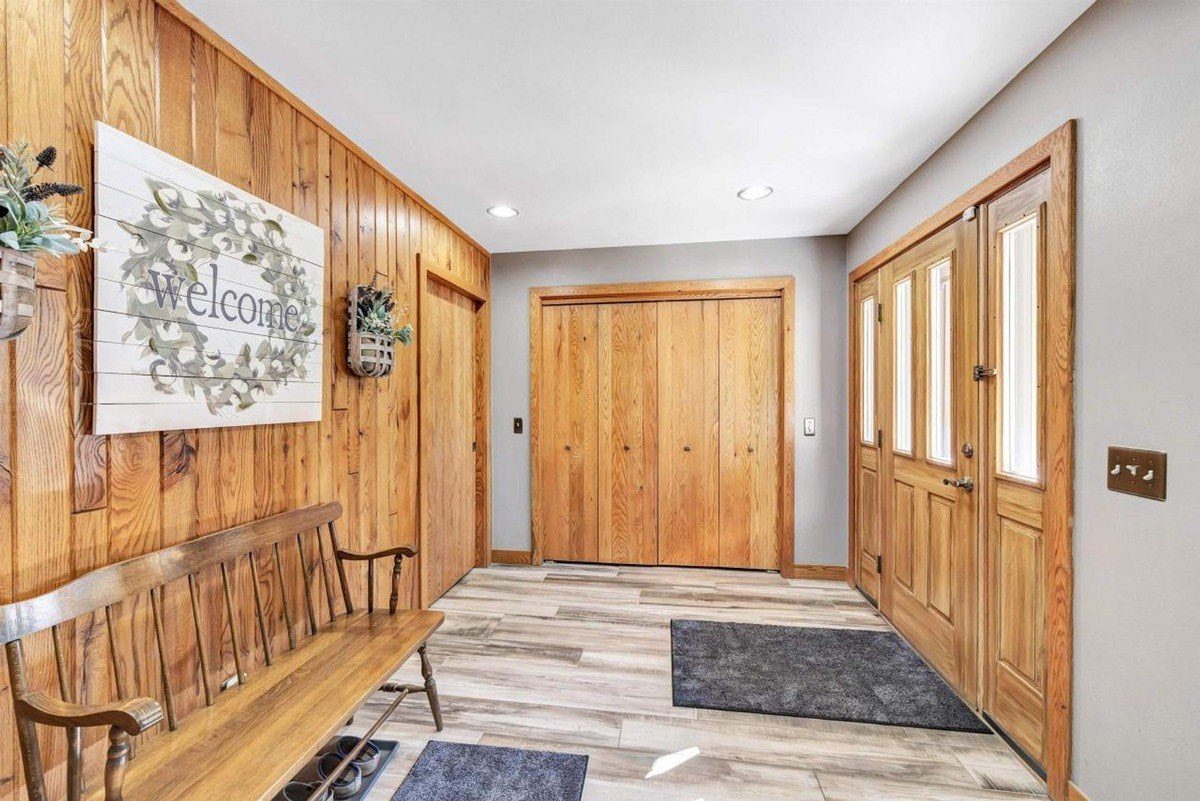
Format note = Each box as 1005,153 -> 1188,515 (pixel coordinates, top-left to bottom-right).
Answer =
1107,446 -> 1166,500
803,418 -> 816,436
513,417 -> 524,434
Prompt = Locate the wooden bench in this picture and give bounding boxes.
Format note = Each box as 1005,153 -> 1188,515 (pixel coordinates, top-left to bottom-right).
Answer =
0,502 -> 444,801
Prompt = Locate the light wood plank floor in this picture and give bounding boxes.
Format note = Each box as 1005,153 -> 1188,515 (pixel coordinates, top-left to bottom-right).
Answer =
347,563 -> 1046,800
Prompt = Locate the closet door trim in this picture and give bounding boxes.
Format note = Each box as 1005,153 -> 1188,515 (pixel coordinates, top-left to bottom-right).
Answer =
530,277 -> 796,575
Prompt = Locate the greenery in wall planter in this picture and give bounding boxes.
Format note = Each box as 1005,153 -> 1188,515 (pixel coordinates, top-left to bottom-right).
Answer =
348,284 -> 413,378
0,142 -> 97,340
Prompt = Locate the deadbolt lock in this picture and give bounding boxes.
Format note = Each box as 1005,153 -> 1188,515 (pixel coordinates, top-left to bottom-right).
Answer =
962,443 -> 975,458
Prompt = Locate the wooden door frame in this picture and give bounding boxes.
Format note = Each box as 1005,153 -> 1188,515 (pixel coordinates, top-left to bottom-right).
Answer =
417,254 -> 491,608
847,120 -> 1075,800
530,277 -> 796,576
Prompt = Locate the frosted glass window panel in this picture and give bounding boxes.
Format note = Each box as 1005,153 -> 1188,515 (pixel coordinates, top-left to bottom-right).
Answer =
927,260 -> 953,464
1001,215 -> 1040,480
893,278 -> 914,454
860,297 -> 876,443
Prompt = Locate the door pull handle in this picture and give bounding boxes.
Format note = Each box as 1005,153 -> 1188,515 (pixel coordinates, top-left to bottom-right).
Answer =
942,476 -> 975,493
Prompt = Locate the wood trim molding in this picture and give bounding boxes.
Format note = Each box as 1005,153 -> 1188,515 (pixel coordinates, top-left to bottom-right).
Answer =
530,276 -> 796,574
531,277 -> 792,306
1066,782 -> 1091,801
153,0 -> 488,256
846,120 -> 1075,800
491,550 -> 533,566
791,564 -> 849,583
849,121 -> 1073,283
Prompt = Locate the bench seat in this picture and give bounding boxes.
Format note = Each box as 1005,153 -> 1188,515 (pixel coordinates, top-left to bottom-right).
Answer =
84,608 -> 444,801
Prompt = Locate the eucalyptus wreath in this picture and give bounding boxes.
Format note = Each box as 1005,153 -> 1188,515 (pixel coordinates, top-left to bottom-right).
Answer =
119,177 -> 318,414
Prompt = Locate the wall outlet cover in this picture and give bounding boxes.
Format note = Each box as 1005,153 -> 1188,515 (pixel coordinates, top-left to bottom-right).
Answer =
803,417 -> 816,436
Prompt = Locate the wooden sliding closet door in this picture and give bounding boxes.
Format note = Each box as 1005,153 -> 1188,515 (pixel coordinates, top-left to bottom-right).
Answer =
718,298 -> 781,569
853,271 -> 884,600
982,169 -> 1052,764
657,301 -> 720,567
422,279 -> 478,602
539,304 -> 600,562
883,217 -> 979,700
597,303 -> 658,564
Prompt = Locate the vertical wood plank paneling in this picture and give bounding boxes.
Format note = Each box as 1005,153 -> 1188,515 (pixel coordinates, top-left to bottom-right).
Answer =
0,3 -> 10,792
7,0 -> 67,291
8,0 -> 71,791
154,6 -> 202,721
64,0 -> 107,513
329,141 -> 349,413
0,2 -> 490,791
63,0 -> 110,780
188,33 -> 235,697
353,158 -> 376,603
103,1 -> 164,742
315,129 -> 334,507
212,52 -> 258,676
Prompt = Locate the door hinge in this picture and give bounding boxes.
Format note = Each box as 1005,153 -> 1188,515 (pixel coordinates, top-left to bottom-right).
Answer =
472,441 -> 477,452
876,429 -> 884,448
973,365 -> 996,381
876,301 -> 884,323
875,554 -> 883,574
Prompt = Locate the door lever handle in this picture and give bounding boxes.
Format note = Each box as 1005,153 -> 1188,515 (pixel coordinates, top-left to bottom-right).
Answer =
942,476 -> 975,493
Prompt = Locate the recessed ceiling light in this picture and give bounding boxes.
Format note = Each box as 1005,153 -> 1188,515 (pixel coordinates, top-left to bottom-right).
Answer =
486,204 -> 520,218
737,185 -> 774,201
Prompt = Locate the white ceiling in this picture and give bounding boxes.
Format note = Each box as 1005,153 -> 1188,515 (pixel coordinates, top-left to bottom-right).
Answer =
182,0 -> 1091,254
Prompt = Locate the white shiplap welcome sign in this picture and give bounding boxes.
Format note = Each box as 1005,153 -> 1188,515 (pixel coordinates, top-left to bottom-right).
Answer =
92,122 -> 325,435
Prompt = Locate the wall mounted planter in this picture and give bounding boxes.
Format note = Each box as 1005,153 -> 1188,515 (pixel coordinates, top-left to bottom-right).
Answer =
0,247 -> 37,341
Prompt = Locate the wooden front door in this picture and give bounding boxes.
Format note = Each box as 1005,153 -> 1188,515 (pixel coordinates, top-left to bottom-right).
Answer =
718,297 -> 781,569
656,300 -> 720,567
852,271 -> 883,601
597,303 -> 658,565
538,304 -> 599,562
982,169 -> 1052,764
883,217 -> 980,701
421,278 -> 478,602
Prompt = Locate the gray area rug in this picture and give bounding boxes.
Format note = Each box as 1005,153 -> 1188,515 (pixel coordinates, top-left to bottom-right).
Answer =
393,741 -> 588,801
671,619 -> 989,733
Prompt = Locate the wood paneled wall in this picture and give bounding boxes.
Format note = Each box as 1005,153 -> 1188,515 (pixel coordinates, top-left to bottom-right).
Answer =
0,1 -> 489,797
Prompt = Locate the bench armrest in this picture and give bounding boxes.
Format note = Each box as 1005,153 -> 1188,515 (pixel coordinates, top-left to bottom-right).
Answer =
15,691 -> 164,735
334,545 -> 417,562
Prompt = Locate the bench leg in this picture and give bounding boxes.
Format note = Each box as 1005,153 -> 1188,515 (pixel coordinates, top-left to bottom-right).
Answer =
105,726 -> 130,801
419,644 -> 444,732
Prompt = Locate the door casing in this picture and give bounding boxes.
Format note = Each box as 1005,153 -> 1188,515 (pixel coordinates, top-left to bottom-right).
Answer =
530,277 -> 796,576
418,254 -> 492,606
847,121 -> 1075,800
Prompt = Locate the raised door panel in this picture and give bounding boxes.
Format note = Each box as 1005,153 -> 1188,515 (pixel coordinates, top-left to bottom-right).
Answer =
883,216 -> 979,703
597,303 -> 657,565
657,301 -> 719,567
540,304 -> 599,562
718,298 -> 781,569
422,279 -> 477,601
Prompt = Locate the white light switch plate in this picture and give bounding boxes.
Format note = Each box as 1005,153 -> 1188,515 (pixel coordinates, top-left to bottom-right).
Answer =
803,418 -> 816,436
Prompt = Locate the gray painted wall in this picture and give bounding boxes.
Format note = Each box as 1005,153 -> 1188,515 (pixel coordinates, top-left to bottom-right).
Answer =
490,236 -> 848,565
846,2 -> 1200,798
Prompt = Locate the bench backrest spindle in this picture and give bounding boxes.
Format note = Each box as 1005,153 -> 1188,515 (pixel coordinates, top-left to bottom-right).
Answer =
0,502 -> 423,801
